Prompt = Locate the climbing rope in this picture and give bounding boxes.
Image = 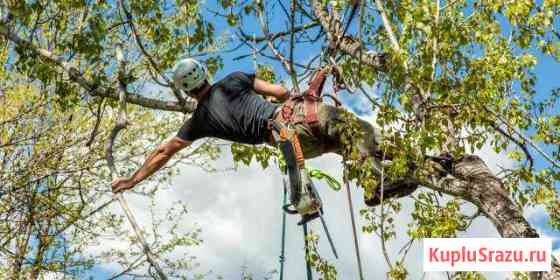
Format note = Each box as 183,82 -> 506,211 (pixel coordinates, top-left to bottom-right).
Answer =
302,223 -> 313,280
307,167 -> 341,191
276,165 -> 343,280
105,46 -> 168,280
343,170 -> 365,280
279,178 -> 288,280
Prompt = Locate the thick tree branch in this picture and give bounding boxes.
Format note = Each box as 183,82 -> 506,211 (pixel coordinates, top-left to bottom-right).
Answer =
0,23 -> 196,113
393,155 -> 560,280
373,0 -> 401,54
309,0 -> 385,69
313,0 -> 430,121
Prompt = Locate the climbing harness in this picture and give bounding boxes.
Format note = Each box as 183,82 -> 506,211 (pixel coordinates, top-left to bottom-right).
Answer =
277,66 -> 342,134
272,62 -> 366,280
269,63 -> 345,221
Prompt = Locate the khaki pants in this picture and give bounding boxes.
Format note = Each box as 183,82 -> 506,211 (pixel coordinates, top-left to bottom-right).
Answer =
272,101 -> 384,173
270,100 -> 421,205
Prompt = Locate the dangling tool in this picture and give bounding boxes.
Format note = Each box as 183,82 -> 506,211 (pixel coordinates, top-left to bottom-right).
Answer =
318,211 -> 339,259
269,120 -> 338,258
269,120 -> 322,225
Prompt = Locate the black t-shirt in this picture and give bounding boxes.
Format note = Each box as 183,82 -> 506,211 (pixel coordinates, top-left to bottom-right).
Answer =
177,72 -> 279,144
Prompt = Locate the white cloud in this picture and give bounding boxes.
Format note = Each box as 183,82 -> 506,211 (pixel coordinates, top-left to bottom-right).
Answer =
38,272 -> 77,280
124,145 -> 510,279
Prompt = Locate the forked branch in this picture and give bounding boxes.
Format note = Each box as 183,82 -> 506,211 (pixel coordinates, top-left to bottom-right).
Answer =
105,46 -> 168,280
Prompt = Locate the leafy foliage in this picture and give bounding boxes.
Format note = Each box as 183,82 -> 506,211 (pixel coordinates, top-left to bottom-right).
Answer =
305,230 -> 338,280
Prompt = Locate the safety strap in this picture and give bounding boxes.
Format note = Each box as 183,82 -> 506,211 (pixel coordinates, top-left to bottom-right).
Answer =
303,68 -> 329,126
279,66 -> 342,133
269,120 -> 323,223
269,120 -> 305,168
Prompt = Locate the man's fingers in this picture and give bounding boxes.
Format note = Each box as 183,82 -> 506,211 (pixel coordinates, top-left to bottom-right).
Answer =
111,178 -> 121,187
112,185 -> 126,194
110,177 -> 134,194
111,178 -> 126,193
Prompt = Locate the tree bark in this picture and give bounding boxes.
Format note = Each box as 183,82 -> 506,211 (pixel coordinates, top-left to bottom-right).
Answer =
423,155 -> 559,279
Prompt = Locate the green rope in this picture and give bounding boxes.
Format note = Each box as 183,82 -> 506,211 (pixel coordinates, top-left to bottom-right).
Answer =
306,167 -> 341,191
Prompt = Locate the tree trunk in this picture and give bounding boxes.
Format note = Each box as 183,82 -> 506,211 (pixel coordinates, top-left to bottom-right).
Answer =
422,155 -> 559,279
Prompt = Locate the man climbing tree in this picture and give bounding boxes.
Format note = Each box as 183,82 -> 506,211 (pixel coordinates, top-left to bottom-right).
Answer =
111,57 -> 415,210
1,0 -> 559,279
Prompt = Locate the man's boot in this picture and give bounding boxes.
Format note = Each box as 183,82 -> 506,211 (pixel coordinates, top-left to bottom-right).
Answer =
364,179 -> 418,207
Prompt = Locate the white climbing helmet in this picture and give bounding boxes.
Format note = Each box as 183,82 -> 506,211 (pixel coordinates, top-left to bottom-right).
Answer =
172,58 -> 208,92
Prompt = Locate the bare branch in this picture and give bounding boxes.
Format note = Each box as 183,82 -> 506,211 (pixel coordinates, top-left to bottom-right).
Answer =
373,0 -> 401,54
289,0 -> 299,92
255,0 -> 298,86
105,44 -> 168,280
484,105 -> 560,169
86,98 -> 106,147
239,22 -> 320,43
119,0 -> 186,105
309,0 -> 386,68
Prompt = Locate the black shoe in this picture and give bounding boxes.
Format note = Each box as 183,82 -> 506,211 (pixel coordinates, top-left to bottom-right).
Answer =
297,211 -> 321,225
364,179 -> 418,207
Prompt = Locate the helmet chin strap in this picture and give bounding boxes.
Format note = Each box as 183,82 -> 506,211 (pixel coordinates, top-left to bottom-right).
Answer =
187,80 -> 210,101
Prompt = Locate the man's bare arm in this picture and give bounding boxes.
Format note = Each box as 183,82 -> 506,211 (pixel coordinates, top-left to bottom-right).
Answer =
112,137 -> 191,193
253,78 -> 290,102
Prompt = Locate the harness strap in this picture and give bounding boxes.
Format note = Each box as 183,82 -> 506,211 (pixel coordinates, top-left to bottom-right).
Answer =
307,68 -> 329,98
268,119 -> 304,168
290,131 -> 305,168
303,68 -> 329,126
268,120 -> 323,225
303,96 -> 319,127
281,98 -> 295,123
270,67 -> 337,155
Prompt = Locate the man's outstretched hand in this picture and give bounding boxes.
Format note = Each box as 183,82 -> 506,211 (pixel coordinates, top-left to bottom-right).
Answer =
112,177 -> 136,193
